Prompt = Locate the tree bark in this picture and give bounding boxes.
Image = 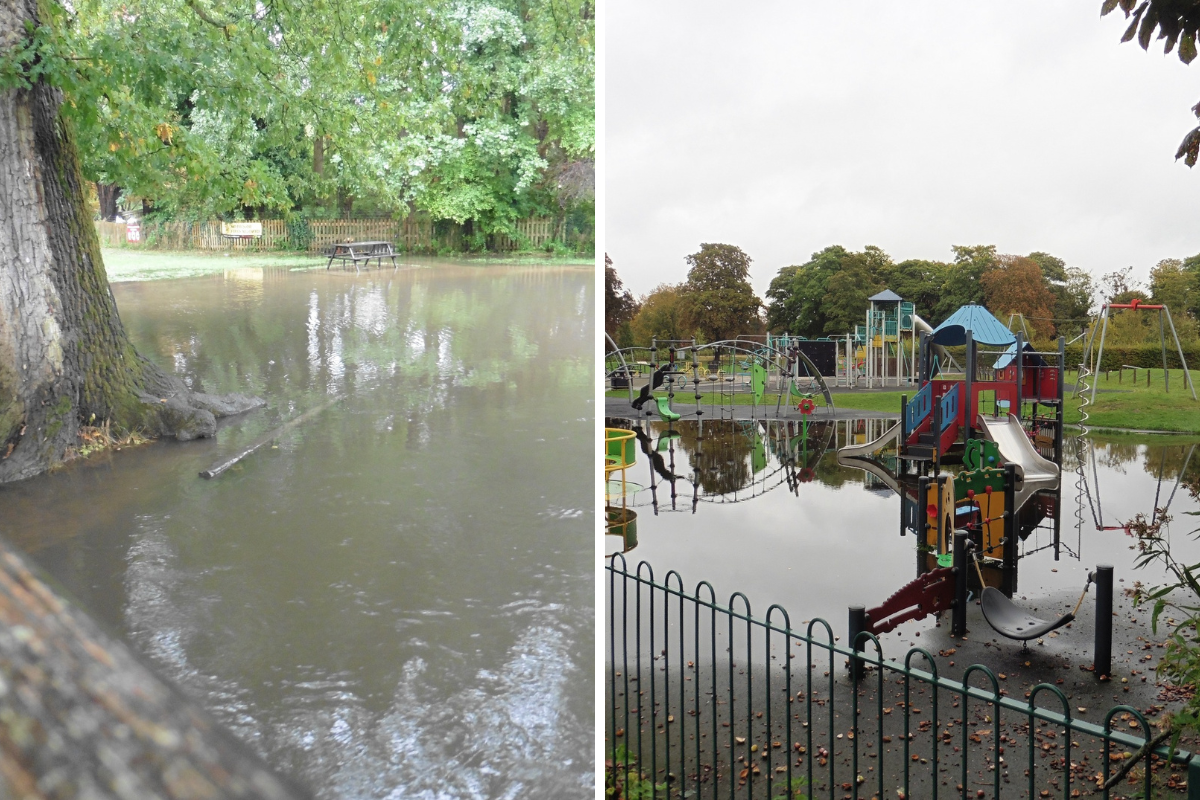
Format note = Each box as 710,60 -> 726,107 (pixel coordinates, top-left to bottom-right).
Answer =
312,133 -> 323,175
95,181 -> 121,221
0,534 -> 311,797
0,1 -> 263,483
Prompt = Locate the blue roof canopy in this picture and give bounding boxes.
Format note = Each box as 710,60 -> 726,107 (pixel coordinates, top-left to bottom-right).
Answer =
868,289 -> 903,303
929,304 -> 1016,347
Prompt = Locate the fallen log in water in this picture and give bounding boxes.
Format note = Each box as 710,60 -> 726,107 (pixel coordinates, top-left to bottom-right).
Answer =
200,395 -> 344,479
0,536 -> 311,797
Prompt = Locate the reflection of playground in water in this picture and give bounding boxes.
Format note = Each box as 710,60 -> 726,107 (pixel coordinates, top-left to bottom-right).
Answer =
603,417 -> 892,525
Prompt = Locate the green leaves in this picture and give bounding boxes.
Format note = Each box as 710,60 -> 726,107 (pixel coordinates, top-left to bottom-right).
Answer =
681,244 -> 762,343
1181,31 -> 1198,62
1104,0 -> 1200,61
1177,125 -> 1200,167
12,0 -> 593,225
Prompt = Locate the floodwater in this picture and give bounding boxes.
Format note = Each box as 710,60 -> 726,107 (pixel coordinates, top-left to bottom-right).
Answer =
0,262 -> 594,799
605,417 -> 1200,627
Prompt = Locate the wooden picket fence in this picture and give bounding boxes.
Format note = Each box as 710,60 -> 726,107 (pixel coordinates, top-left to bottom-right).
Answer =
492,217 -> 559,250
95,220 -> 290,251
93,215 -> 566,253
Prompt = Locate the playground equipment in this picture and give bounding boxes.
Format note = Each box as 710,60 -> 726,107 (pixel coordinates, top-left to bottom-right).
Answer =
969,545 -> 1094,645
604,427 -> 639,553
606,335 -> 837,422
976,413 -> 1060,511
858,289 -> 918,388
697,337 -> 834,420
837,303 -> 1102,650
838,304 -> 1065,493
1076,299 -> 1197,404
855,497 -> 1114,661
839,290 -> 958,388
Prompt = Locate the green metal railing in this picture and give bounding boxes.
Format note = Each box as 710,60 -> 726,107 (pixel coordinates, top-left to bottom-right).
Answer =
607,555 -> 1197,799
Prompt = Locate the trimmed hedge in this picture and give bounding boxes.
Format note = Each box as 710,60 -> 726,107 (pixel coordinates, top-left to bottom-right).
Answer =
1063,343 -> 1200,371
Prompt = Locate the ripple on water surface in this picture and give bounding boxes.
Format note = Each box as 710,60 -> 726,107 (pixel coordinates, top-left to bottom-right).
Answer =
0,264 -> 594,799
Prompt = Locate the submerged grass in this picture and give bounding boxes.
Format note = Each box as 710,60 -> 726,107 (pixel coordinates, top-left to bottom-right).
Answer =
101,248 -> 592,282
64,421 -> 150,462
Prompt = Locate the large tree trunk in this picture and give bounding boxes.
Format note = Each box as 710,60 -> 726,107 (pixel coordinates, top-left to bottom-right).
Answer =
96,181 -> 121,221
0,535 -> 311,797
0,1 -> 263,483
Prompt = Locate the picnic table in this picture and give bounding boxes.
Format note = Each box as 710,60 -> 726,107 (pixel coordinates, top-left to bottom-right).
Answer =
325,241 -> 398,271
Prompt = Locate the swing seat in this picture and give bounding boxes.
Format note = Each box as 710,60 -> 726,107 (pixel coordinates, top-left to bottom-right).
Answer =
979,587 -> 1073,640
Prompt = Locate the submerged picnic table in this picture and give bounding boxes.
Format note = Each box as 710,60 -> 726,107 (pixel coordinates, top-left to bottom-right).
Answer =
325,240 -> 398,270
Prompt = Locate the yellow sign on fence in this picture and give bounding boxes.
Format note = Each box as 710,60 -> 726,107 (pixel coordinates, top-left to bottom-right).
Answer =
220,222 -> 263,238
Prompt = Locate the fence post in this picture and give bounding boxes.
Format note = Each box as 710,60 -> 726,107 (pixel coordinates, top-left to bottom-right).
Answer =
1094,564 -> 1113,679
1189,756 -> 1200,800
849,606 -> 866,682
952,530 -> 968,637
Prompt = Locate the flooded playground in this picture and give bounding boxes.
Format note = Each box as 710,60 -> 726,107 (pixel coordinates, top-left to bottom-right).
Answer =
0,261 -> 594,799
605,417 -> 1200,622
604,314 -> 1200,798
604,415 -> 1200,799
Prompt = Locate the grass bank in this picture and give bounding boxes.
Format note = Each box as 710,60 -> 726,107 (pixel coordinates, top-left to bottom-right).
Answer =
835,369 -> 1200,433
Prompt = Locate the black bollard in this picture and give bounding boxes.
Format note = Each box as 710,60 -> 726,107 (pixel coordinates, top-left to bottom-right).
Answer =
1002,463 -> 1017,596
849,605 -> 866,682
1094,564 -> 1113,679
952,531 -> 969,637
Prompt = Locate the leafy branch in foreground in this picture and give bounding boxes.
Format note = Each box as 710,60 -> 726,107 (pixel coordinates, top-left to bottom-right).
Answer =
1125,508 -> 1200,744
1101,0 -> 1200,165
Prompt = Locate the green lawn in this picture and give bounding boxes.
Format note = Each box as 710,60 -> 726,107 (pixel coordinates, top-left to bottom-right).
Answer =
102,249 -> 324,282
608,368 -> 1200,433
832,370 -> 1200,432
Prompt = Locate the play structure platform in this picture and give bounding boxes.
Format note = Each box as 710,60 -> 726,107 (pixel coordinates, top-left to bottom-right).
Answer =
835,304 -> 1080,650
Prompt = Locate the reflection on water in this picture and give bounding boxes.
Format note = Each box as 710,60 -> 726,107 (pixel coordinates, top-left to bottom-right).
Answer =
608,418 -> 1200,630
0,264 -> 594,799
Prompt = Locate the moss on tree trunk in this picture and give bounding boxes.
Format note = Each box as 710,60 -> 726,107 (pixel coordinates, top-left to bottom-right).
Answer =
0,0 -> 262,483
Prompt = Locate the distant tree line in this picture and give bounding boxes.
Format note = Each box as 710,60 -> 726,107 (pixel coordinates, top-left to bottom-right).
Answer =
607,243 -> 1200,349
607,244 -> 762,347
766,245 -> 1094,342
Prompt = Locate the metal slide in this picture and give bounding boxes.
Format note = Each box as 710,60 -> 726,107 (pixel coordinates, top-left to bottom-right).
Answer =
912,314 -> 959,373
835,422 -> 903,494
976,413 -> 1060,511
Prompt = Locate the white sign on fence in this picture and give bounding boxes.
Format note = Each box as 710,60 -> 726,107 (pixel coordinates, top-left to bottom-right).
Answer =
221,222 -> 263,238
125,222 -> 140,243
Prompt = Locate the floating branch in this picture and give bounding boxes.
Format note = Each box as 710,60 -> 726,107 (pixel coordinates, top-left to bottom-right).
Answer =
200,395 -> 344,479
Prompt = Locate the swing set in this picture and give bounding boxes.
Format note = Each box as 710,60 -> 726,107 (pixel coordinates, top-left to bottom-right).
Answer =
1076,298 -> 1197,404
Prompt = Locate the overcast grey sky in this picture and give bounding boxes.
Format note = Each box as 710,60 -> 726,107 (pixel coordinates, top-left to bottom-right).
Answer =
606,2 -> 1199,304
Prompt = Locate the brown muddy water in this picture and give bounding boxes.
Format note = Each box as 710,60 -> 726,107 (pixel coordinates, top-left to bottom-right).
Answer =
0,262 -> 594,799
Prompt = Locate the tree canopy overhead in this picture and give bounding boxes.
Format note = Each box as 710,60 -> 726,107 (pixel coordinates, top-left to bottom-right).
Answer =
2,0 -> 594,229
